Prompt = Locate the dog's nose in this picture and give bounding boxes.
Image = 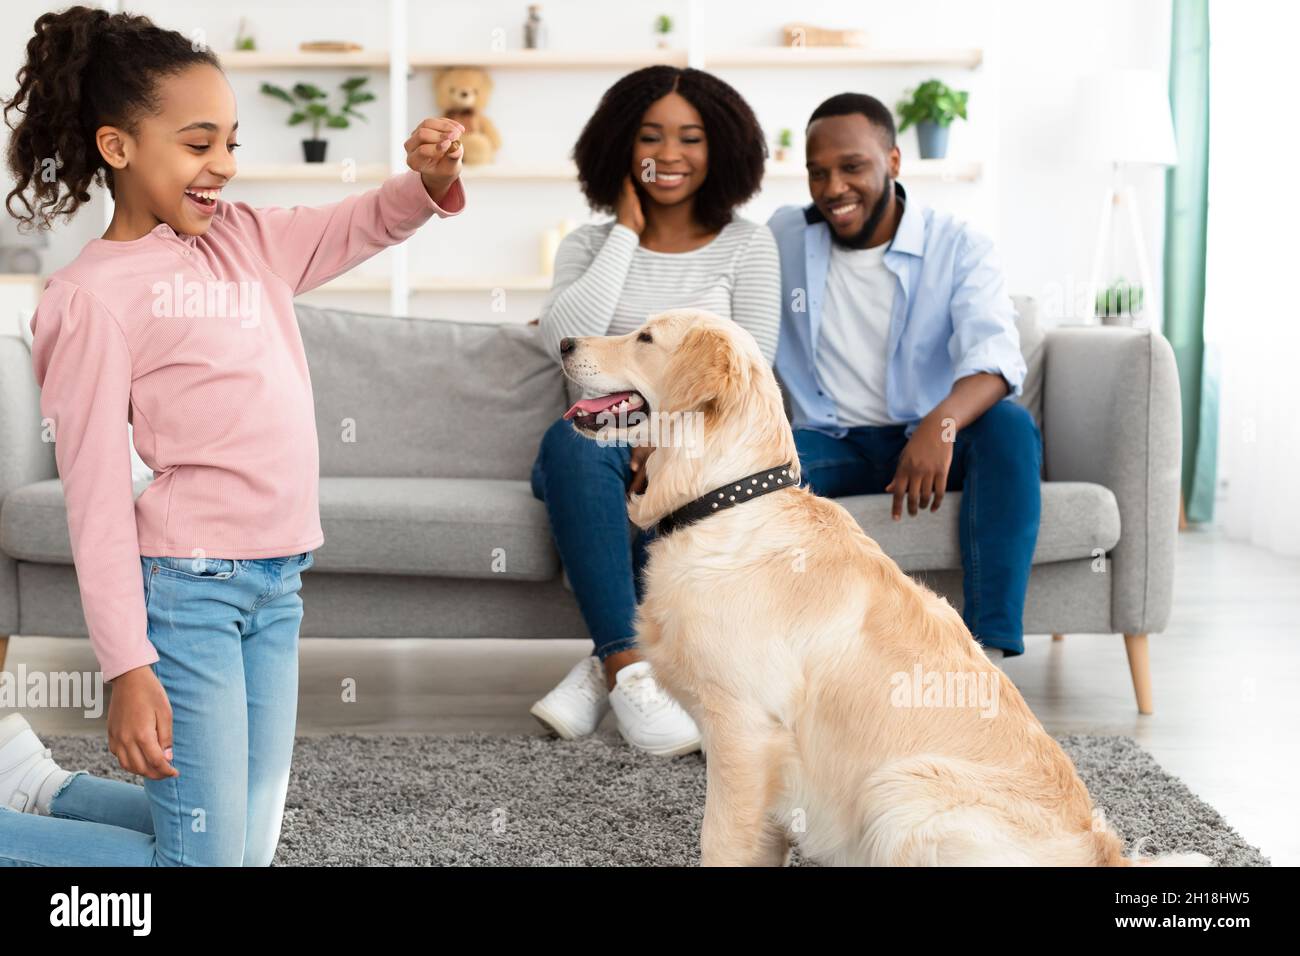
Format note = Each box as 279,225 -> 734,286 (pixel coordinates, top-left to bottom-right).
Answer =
559,337 -> 575,355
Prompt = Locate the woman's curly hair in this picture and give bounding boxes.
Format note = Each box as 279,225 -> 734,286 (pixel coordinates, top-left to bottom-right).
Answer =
573,66 -> 767,233
3,5 -> 222,232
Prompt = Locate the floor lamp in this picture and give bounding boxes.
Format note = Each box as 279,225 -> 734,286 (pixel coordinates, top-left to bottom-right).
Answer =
1081,69 -> 1178,326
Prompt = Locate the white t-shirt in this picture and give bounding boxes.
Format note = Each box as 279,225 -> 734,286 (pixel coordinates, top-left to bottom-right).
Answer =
815,241 -> 902,427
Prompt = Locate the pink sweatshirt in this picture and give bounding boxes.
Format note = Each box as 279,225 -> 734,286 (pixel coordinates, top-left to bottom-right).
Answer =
29,169 -> 466,682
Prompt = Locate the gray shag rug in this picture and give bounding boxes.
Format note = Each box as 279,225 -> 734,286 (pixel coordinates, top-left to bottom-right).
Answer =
43,731 -> 1269,866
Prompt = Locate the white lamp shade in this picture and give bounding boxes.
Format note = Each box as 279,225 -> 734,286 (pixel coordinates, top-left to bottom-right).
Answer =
1078,68 -> 1179,167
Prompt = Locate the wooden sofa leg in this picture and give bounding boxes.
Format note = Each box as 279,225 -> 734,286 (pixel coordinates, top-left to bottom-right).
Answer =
0,635 -> 8,672
1123,633 -> 1153,715
1052,633 -> 1065,641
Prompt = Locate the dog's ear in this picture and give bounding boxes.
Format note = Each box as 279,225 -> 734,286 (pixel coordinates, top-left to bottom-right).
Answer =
662,325 -> 749,415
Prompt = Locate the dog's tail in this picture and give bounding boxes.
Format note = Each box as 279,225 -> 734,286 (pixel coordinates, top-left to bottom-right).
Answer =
1097,829 -> 1214,867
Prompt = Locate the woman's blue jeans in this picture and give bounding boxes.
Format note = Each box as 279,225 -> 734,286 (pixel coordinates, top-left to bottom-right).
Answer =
530,417 -> 655,662
0,550 -> 313,866
794,401 -> 1042,656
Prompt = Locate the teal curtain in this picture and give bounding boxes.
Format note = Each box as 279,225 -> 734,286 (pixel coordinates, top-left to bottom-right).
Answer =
1163,0 -> 1215,522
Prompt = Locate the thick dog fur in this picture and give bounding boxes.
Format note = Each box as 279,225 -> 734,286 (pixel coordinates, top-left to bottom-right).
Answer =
561,308 -> 1210,867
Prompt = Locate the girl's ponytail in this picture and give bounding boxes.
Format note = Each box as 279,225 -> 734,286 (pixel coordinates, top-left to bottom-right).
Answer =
2,5 -> 222,231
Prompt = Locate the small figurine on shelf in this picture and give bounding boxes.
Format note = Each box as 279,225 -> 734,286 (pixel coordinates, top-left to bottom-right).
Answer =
524,5 -> 548,50
655,14 -> 674,49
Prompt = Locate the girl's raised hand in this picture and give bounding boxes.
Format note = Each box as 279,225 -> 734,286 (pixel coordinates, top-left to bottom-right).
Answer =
405,117 -> 465,203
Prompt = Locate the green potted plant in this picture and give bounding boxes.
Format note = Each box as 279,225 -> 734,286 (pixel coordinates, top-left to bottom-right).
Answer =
896,79 -> 968,160
655,14 -> 674,48
260,76 -> 374,163
1095,279 -> 1145,327
233,17 -> 256,51
775,128 -> 794,163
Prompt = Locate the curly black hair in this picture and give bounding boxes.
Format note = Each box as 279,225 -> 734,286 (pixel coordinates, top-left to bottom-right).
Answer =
573,66 -> 767,233
2,5 -> 223,232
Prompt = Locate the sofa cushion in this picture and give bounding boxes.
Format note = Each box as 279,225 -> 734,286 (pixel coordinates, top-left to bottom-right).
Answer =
0,476 -> 559,581
315,477 -> 558,579
295,304 -> 566,481
1,477 -> 1116,576
1010,293 -> 1045,432
835,481 -> 1120,571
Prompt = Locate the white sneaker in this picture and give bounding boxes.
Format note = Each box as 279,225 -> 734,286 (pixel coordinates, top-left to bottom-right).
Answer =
530,656 -> 610,739
0,713 -> 73,815
609,661 -> 702,757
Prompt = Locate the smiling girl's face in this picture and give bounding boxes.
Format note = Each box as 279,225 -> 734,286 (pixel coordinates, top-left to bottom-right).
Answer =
630,91 -> 708,211
96,63 -> 239,238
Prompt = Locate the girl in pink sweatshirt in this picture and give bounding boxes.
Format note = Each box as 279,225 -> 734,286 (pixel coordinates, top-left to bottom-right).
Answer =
0,6 -> 465,865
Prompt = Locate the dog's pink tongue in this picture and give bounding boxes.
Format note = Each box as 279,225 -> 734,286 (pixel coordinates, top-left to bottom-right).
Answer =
563,391 -> 633,420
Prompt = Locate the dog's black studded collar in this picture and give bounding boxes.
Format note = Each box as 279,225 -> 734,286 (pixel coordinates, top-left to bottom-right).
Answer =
655,463 -> 797,537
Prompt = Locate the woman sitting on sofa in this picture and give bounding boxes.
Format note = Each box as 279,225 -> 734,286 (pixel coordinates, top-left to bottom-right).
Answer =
529,66 -> 781,757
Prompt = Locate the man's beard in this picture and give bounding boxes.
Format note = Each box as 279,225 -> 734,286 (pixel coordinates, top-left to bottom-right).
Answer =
828,171 -> 893,250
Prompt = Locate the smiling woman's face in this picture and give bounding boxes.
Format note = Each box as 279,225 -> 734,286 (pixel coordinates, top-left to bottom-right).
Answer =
99,63 -> 239,235
630,91 -> 709,209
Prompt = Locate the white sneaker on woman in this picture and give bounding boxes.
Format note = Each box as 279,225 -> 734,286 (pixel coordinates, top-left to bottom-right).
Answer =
0,713 -> 73,815
609,661 -> 702,757
530,655 -> 610,739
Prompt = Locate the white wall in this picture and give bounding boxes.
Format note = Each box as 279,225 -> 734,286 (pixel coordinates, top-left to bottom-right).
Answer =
1,0 -> 1171,326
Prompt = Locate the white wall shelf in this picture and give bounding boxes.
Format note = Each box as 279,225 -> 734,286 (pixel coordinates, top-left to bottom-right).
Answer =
235,163 -> 391,182
221,49 -> 691,71
237,158 -> 980,184
219,47 -> 981,72
409,49 -> 691,69
221,49 -> 393,69
210,0 -> 987,313
702,47 -> 983,69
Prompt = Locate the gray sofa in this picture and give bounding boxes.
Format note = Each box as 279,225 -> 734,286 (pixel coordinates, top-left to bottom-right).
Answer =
0,298 -> 1181,713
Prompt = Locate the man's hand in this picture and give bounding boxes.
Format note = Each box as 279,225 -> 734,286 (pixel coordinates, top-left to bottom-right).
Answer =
885,371 -> 1011,520
106,666 -> 180,781
405,117 -> 465,204
628,444 -> 653,496
886,416 -> 955,519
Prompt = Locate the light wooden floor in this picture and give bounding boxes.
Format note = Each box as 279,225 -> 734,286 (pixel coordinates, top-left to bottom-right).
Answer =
6,525 -> 1296,864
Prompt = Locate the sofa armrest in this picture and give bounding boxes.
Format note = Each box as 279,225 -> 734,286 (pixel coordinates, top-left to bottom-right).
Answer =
0,334 -> 56,500
1042,327 -> 1182,635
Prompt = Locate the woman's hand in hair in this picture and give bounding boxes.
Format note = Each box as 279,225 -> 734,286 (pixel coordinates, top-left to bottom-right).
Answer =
406,117 -> 466,204
107,666 -> 180,781
616,175 -> 646,235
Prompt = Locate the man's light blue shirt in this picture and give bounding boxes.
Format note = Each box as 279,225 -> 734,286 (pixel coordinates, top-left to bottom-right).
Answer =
768,181 -> 1026,439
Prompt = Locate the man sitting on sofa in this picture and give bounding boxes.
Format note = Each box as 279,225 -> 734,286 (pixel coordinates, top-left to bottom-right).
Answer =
767,92 -> 1042,660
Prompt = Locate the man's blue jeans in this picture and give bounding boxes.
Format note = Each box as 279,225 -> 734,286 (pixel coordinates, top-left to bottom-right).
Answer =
794,401 -> 1042,655
531,417 -> 654,662
0,551 -> 313,866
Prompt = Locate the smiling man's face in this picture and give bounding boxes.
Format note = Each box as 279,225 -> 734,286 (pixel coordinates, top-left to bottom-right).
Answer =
805,112 -> 901,247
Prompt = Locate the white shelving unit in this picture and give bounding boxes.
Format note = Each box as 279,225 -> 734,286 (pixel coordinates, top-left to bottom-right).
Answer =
115,0 -> 985,317
237,157 -> 982,184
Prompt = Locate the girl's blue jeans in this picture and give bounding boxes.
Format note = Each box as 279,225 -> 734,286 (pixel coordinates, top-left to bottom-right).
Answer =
0,550 -> 313,866
530,417 -> 655,662
794,401 -> 1042,655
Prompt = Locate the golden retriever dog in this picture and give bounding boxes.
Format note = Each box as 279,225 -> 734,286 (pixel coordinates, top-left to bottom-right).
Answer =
559,308 -> 1210,867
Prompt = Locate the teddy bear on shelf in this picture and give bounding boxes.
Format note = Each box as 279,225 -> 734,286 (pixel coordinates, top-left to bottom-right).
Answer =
434,67 -> 501,165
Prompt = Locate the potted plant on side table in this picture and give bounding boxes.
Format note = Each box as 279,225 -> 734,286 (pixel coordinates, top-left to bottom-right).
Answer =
896,78 -> 968,160
260,76 -> 374,163
1096,279 -> 1146,327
